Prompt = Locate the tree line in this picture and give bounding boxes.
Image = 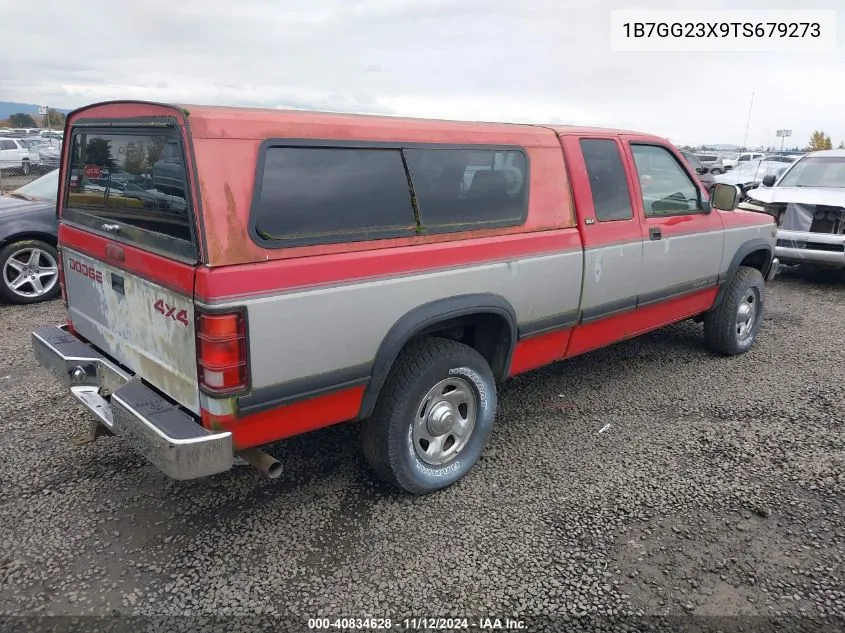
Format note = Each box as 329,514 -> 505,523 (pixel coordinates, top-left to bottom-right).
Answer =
0,110 -> 66,129
807,130 -> 845,151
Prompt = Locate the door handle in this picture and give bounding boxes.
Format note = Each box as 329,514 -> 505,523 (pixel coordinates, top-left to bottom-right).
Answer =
111,273 -> 125,295
649,227 -> 662,241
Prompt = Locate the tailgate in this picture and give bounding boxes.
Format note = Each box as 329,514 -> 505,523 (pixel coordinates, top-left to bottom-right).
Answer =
58,119 -> 202,414
63,249 -> 200,413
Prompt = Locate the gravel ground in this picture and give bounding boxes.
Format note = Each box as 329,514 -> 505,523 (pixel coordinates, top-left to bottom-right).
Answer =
1,267 -> 843,632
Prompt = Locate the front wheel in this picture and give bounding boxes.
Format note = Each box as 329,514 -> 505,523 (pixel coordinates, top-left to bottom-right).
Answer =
703,266 -> 765,355
361,337 -> 497,494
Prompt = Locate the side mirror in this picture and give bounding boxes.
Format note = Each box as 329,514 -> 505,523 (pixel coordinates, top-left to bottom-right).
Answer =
711,183 -> 741,211
696,166 -> 709,175
761,174 -> 777,187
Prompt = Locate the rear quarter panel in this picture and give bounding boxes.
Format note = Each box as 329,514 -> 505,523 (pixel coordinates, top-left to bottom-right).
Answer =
200,231 -> 584,392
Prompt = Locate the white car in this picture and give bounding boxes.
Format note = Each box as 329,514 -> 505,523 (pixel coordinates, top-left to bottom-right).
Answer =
721,153 -> 740,170
14,138 -> 56,168
713,156 -> 794,188
737,151 -> 766,164
0,137 -> 33,175
741,149 -> 845,270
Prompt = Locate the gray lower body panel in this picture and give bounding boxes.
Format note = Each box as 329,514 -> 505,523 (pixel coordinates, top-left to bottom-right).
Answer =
31,324 -> 233,480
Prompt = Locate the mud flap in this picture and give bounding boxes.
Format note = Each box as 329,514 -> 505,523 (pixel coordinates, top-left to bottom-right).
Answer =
72,420 -> 114,446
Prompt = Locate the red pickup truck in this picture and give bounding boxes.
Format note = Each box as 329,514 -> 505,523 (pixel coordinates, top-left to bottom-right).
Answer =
31,101 -> 778,495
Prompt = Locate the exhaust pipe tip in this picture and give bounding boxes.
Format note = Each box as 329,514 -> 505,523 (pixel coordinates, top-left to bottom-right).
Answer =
266,460 -> 283,479
237,447 -> 283,479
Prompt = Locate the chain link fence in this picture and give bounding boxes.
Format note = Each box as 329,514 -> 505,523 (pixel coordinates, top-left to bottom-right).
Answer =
0,134 -> 62,192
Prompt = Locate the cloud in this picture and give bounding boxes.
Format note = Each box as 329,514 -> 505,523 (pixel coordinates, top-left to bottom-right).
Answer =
1,0 -> 843,147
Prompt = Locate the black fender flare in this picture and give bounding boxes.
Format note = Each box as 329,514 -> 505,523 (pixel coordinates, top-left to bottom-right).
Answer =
714,238 -> 773,307
357,293 -> 518,420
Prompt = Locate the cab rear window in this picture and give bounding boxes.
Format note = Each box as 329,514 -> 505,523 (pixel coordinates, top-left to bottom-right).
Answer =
62,126 -> 196,260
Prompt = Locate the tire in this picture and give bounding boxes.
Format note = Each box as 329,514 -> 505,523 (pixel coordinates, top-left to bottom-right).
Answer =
711,168 -> 723,175
0,239 -> 61,305
361,336 -> 497,495
703,266 -> 765,356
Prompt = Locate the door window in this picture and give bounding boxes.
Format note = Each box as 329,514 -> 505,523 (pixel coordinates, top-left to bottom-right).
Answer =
630,144 -> 701,216
579,139 -> 633,221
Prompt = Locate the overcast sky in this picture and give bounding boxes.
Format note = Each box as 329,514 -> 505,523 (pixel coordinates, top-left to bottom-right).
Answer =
1,0 -> 843,147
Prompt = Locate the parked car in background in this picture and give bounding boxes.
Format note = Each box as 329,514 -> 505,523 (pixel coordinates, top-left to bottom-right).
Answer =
31,100 -> 777,494
15,138 -> 61,171
738,152 -> 766,164
721,153 -> 739,170
680,150 -> 716,192
0,168 -> 60,304
714,156 -> 796,190
694,153 -> 725,174
741,149 -> 845,270
0,137 -> 33,175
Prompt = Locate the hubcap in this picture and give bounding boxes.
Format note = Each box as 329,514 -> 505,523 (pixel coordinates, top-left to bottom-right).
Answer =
736,288 -> 758,341
412,376 -> 477,466
3,247 -> 58,299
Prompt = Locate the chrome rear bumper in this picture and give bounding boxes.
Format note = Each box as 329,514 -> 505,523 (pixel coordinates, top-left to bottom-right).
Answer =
31,324 -> 233,480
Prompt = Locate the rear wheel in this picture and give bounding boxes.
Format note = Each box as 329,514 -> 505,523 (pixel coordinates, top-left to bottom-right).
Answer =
361,336 -> 497,494
703,266 -> 765,355
0,240 -> 61,305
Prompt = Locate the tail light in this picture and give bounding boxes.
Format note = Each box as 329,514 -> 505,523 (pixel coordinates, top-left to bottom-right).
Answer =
196,308 -> 249,396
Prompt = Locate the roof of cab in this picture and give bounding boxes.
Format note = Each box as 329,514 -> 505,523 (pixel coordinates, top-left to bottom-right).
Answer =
68,100 -> 659,146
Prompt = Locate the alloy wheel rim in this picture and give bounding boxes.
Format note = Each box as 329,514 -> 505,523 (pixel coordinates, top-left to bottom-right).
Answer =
3,247 -> 59,298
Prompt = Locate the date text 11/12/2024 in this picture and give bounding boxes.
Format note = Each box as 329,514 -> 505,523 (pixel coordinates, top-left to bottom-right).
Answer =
307,617 -> 528,630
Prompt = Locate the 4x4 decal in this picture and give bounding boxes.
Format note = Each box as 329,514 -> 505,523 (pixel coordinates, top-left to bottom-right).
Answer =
153,299 -> 190,327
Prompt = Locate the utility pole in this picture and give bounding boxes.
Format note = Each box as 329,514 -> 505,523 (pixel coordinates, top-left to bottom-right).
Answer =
38,105 -> 52,136
742,92 -> 754,151
776,129 -> 792,152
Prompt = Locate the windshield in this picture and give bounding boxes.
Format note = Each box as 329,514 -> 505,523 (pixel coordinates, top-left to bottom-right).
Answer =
8,168 -> 59,202
777,156 -> 845,188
